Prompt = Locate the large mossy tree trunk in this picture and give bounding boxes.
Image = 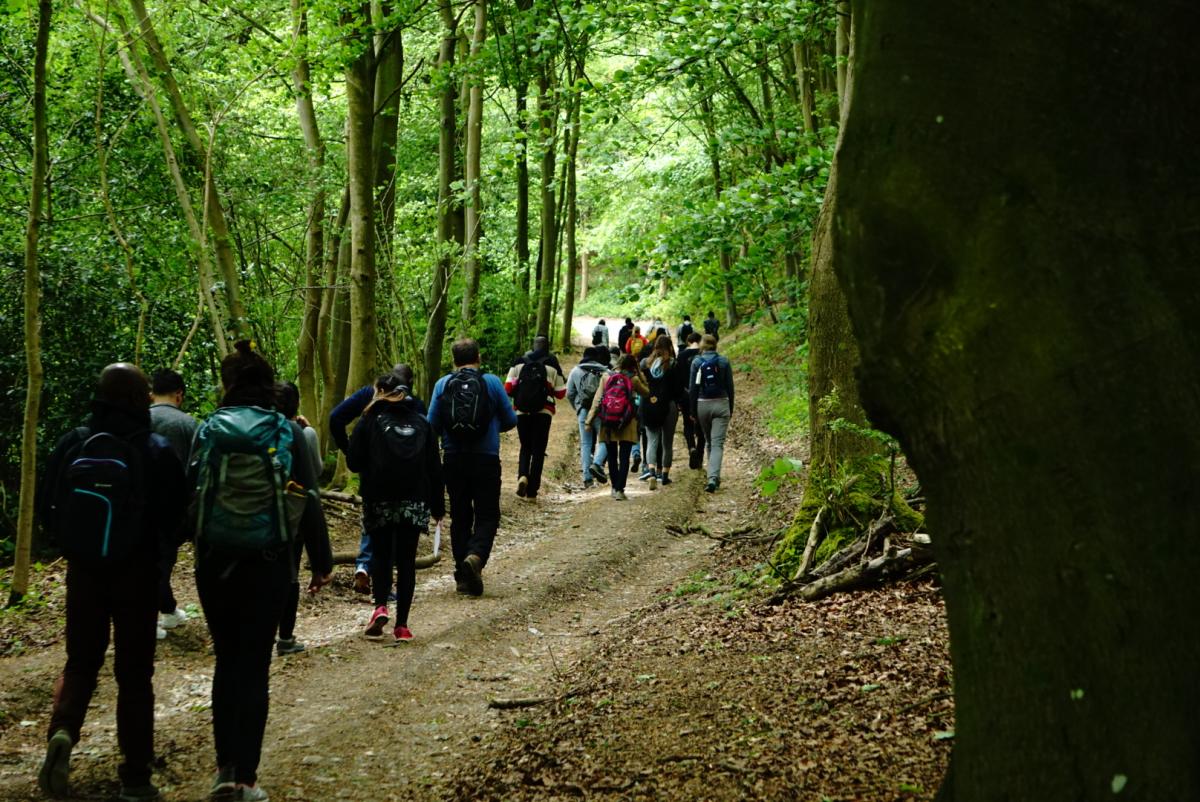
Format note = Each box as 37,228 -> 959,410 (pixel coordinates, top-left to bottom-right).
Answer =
836,3 -> 1200,799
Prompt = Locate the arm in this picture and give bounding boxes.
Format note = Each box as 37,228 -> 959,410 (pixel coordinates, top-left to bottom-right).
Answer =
565,369 -> 580,411
346,407 -> 373,473
503,363 -> 522,396
148,435 -> 188,547
426,376 -> 445,436
290,425 -> 334,586
551,365 -> 567,401
585,376 -> 605,426
688,359 -> 700,417
723,356 -> 735,413
328,385 -> 372,454
424,423 -> 446,520
491,375 -> 518,432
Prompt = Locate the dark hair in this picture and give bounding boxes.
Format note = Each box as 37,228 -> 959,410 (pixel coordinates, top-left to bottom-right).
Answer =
97,363 -> 150,412
618,354 -> 637,372
375,372 -> 410,395
707,310 -> 714,317
276,381 -> 300,419
390,363 -> 415,387
220,340 -> 276,408
451,338 -> 480,367
532,335 -> 550,353
598,319 -> 606,325
151,369 -> 185,396
683,314 -> 691,321
686,331 -> 702,344
625,317 -> 633,325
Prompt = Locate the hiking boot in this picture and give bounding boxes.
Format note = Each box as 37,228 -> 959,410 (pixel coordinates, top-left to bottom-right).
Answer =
364,605 -> 389,639
631,453 -> 641,473
159,607 -> 188,629
639,469 -> 654,481
589,462 -> 608,484
275,637 -> 305,656
614,490 -> 628,501
117,783 -> 160,801
463,554 -> 484,597
234,784 -> 269,801
453,563 -> 470,594
648,474 -> 657,490
38,729 -> 72,797
660,473 -> 672,486
516,476 -> 529,498
352,570 -> 371,595
211,766 -> 236,800
688,448 -> 701,470
583,479 -> 594,489
394,625 -> 414,643
705,480 -> 717,493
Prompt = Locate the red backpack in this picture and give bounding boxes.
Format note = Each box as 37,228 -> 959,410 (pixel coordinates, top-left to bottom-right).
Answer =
597,373 -> 635,431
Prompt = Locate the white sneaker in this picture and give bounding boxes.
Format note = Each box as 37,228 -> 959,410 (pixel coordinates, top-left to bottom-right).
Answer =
156,626 -> 167,640
159,608 -> 188,629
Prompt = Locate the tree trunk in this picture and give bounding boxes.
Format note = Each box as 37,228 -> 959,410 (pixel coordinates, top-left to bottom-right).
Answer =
795,42 -> 818,135
700,94 -> 740,330
534,63 -> 558,339
514,77 -> 532,347
421,0 -> 458,397
10,0 -> 50,605
127,0 -> 248,340
836,3 -> 1200,799
579,249 -> 590,303
292,0 -> 326,431
834,1 -> 849,107
345,5 -> 379,394
317,185 -> 350,452
460,0 -> 487,331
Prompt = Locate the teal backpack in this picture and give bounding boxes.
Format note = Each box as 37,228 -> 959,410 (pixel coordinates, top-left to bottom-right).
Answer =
192,406 -> 295,555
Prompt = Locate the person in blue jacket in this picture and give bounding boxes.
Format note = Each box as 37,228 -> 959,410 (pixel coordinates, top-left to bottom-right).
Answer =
427,338 -> 517,596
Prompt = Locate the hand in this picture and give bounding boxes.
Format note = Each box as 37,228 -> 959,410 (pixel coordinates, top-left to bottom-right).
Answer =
296,414 -> 311,428
307,572 -> 332,594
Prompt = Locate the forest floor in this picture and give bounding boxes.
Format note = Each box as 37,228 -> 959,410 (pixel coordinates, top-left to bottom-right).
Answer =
0,319 -> 952,801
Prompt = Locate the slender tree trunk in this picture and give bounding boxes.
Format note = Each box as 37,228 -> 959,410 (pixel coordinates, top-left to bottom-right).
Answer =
838,4 -> 1200,800
372,5 -> 403,273
835,1 -> 849,107
514,77 -> 532,347
579,249 -> 590,303
461,0 -> 487,331
795,42 -> 818,134
559,89 -> 579,352
127,0 -> 248,340
317,185 -> 350,451
292,0 -> 326,432
422,0 -> 458,397
549,137 -> 569,347
700,93 -> 740,330
534,63 -> 558,338
10,0 -> 51,606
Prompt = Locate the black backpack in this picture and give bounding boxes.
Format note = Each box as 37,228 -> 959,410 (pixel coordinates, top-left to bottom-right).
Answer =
368,406 -> 429,496
591,326 -> 604,345
703,316 -> 719,335
643,359 -> 673,426
678,321 -> 694,342
438,369 -> 492,441
512,358 -> 549,414
54,429 -> 147,561
576,365 -> 605,411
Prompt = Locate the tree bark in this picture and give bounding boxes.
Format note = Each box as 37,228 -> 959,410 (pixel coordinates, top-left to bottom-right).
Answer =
795,42 -> 817,135
579,249 -> 590,303
836,3 -> 1200,799
534,63 -> 558,339
699,93 -> 739,330
460,0 -> 487,331
421,0 -> 458,397
514,77 -> 532,347
10,0 -> 50,605
372,4 -> 403,267
317,185 -> 350,452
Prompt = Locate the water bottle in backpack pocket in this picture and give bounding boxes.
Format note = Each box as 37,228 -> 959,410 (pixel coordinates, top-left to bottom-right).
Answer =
192,407 -> 295,556
56,430 -> 146,561
696,354 -> 724,399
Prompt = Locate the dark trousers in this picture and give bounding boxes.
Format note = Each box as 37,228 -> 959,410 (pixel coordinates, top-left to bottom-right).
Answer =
277,539 -> 304,642
444,452 -> 502,568
197,555 -> 289,785
370,523 -> 421,622
606,441 -> 634,491
50,559 -> 158,787
682,409 -> 705,456
515,413 -> 553,496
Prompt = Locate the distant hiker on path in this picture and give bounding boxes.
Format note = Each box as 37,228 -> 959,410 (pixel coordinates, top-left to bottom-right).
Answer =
586,354 -> 649,501
617,318 -> 634,353
624,326 -> 648,359
192,341 -> 332,802
703,310 -> 720,341
37,363 -> 187,801
689,334 -> 735,493
330,364 -> 427,596
567,345 -> 612,489
675,315 -> 695,350
349,373 -> 445,642
148,368 -> 197,641
591,319 -> 610,347
677,331 -> 706,470
429,338 -> 517,596
505,335 -> 567,500
640,336 -> 681,489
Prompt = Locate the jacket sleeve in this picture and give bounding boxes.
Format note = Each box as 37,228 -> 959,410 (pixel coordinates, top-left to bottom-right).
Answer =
147,435 -> 189,548
565,368 -> 580,411
722,356 -> 735,412
346,407 -> 375,474
492,375 -> 518,432
503,363 -> 522,395
688,359 -> 700,416
329,385 -> 372,454
427,376 -> 444,436
290,422 -> 333,575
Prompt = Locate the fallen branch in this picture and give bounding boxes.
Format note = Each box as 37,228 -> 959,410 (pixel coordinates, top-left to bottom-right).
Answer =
798,547 -> 919,602
320,489 -> 361,504
794,504 -> 829,581
488,686 -> 586,710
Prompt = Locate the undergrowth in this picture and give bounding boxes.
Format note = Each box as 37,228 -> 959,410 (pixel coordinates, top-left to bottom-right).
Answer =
720,317 -> 808,440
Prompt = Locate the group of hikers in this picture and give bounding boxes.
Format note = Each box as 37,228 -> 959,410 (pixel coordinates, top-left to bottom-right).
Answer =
31,313 -> 734,801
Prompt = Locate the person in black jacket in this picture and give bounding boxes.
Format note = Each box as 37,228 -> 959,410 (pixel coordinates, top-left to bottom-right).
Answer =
37,363 -> 187,801
617,317 -> 634,353
348,373 -> 444,642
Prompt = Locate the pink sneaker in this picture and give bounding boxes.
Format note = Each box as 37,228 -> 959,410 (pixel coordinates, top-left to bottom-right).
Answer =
364,605 -> 388,639
394,625 -> 413,643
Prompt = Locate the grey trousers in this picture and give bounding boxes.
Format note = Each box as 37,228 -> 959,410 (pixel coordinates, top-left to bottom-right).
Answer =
645,401 -> 679,471
696,398 -> 731,482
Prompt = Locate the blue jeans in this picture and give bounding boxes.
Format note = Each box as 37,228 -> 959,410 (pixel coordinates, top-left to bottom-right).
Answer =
355,527 -> 371,574
577,407 -> 608,482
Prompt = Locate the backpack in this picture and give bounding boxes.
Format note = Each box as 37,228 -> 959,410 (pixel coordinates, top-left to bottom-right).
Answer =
192,407 -> 295,555
696,353 -> 724,399
703,317 -> 719,335
678,321 -> 694,342
643,359 -> 673,426
368,405 -> 429,495
54,429 -> 147,561
598,373 -> 636,431
512,358 -> 549,414
628,337 -> 645,359
438,369 -> 492,441
576,365 -> 605,411
591,326 -> 604,346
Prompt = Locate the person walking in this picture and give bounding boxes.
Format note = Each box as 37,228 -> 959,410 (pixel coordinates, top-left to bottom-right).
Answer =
148,369 -> 197,640
36,364 -> 188,802
505,335 -> 567,500
624,326 -> 648,359
640,336 -> 681,488
689,334 -> 735,493
586,354 -> 648,501
348,373 -> 444,642
428,338 -> 517,596
566,345 -> 611,488
330,364 -> 425,596
675,315 -> 695,351
191,341 -> 332,801
617,317 -> 634,353
703,310 -> 721,341
591,319 -> 610,348
676,331 -> 706,469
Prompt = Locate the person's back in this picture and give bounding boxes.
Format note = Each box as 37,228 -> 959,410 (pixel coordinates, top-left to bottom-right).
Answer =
688,335 -> 734,493
617,318 -> 634,352
505,336 -> 567,499
676,316 -> 695,349
568,347 -> 612,488
592,319 -> 610,347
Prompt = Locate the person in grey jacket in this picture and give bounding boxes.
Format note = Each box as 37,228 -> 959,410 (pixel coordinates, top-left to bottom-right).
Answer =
149,369 -> 198,638
566,346 -> 611,488
688,334 -> 735,493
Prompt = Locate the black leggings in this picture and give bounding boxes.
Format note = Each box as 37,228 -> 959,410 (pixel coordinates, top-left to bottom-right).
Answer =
370,523 -> 422,624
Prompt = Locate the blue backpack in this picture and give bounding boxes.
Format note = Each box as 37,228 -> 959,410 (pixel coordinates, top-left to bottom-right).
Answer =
54,430 -> 147,561
191,407 -> 295,555
696,353 -> 724,399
